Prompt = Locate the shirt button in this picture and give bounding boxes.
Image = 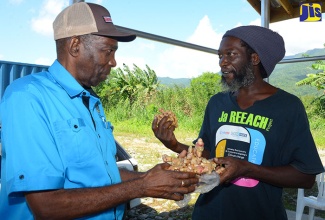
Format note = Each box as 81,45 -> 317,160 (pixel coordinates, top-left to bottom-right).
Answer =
82,92 -> 86,95
19,175 -> 24,180
98,134 -> 101,138
74,125 -> 78,128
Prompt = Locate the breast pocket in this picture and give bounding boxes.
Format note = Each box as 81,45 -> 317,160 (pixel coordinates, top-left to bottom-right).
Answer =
54,118 -> 99,164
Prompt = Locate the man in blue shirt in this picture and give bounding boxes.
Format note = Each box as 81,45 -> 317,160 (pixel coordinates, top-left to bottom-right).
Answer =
0,3 -> 198,219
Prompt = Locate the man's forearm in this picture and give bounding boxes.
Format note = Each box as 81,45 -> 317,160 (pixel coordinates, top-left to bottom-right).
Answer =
25,179 -> 145,219
247,163 -> 316,188
119,168 -> 144,181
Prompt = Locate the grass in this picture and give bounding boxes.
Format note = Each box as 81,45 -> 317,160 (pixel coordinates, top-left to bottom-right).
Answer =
313,128 -> 325,149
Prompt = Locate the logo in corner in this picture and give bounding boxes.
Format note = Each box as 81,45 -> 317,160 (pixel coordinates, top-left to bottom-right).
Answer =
300,3 -> 322,22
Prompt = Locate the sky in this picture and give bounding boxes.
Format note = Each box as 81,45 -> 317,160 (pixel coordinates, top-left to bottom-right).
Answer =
0,0 -> 324,78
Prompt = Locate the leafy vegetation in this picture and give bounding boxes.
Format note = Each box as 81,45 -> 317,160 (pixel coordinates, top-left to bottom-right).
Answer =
269,47 -> 325,97
157,48 -> 325,98
296,61 -> 325,98
294,51 -> 325,148
94,64 -> 159,107
93,48 -> 325,149
96,67 -> 222,134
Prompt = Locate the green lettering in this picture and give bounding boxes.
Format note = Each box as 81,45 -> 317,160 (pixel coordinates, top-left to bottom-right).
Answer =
229,111 -> 236,123
236,112 -> 242,123
253,115 -> 261,127
259,117 -> 269,129
240,112 -> 247,124
246,114 -> 254,126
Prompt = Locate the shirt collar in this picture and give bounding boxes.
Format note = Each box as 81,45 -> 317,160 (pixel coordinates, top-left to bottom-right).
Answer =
48,60 -> 85,98
83,86 -> 100,98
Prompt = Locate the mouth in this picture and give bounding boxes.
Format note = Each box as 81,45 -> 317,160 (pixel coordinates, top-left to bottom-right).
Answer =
221,71 -> 233,77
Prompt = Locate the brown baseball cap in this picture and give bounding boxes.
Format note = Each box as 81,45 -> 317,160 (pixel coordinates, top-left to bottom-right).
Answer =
53,2 -> 136,42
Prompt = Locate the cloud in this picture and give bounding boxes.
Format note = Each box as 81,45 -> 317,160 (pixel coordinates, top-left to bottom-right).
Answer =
31,0 -> 67,37
155,49 -> 219,78
237,18 -> 324,56
138,41 -> 156,51
154,16 -> 221,78
28,2 -> 325,80
228,18 -> 325,56
270,18 -> 325,55
93,0 -> 103,4
148,15 -> 325,78
9,0 -> 24,5
112,38 -> 156,70
34,57 -> 52,66
115,55 -> 148,70
187,16 -> 222,48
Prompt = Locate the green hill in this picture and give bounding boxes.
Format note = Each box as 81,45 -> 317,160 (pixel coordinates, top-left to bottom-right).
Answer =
270,48 -> 325,97
158,48 -> 325,97
157,77 -> 191,87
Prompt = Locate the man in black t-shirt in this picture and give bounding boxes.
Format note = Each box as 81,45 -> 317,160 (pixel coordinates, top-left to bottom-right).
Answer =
153,25 -> 324,220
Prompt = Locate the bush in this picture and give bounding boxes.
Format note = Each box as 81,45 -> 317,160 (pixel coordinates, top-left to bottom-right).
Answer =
95,65 -> 325,149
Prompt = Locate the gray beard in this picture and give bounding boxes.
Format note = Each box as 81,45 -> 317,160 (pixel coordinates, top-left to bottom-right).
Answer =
221,63 -> 255,93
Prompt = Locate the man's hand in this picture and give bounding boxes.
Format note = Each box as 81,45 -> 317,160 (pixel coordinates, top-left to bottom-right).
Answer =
140,163 -> 199,201
213,157 -> 316,188
152,115 -> 178,149
213,157 -> 248,184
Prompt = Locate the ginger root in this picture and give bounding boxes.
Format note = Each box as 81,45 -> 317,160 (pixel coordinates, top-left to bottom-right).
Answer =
162,138 -> 219,175
155,109 -> 178,128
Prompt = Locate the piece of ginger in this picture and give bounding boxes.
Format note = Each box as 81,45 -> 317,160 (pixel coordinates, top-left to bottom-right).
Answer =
162,138 -> 217,175
155,109 -> 178,128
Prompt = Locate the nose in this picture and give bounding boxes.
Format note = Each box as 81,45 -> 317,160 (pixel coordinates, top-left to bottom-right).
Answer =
219,55 -> 228,68
108,56 -> 117,67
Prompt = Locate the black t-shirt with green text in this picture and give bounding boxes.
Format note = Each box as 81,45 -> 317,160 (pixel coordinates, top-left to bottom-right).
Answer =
192,89 -> 324,220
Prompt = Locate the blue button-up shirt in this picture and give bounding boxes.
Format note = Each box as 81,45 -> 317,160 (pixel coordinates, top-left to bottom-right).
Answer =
0,60 -> 124,219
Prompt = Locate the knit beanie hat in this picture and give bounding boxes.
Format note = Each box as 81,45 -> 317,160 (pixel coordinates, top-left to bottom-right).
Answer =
223,25 -> 285,77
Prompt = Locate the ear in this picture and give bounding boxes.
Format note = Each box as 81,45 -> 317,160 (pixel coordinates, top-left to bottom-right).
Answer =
68,36 -> 80,57
251,53 -> 260,66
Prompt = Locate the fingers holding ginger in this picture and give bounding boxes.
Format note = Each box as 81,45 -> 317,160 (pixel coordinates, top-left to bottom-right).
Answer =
162,138 -> 217,175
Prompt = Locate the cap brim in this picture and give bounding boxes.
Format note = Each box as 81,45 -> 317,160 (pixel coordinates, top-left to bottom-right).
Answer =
92,30 -> 136,42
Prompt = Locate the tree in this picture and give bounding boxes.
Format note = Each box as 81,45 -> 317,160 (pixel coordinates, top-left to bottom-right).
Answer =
296,43 -> 325,101
94,64 -> 160,109
190,72 -> 222,98
188,72 -> 222,115
296,60 -> 325,119
296,60 -> 325,99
